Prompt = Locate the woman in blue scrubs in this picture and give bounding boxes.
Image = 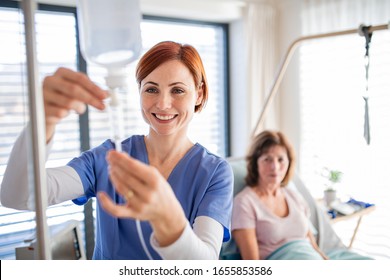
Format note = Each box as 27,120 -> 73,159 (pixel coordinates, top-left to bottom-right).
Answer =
1,41 -> 233,259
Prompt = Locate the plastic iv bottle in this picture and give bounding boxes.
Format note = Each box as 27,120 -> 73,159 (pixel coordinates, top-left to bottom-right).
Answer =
76,0 -> 142,151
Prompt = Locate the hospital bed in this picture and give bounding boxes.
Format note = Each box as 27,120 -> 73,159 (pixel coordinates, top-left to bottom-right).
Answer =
220,157 -> 372,260
219,24 -> 387,260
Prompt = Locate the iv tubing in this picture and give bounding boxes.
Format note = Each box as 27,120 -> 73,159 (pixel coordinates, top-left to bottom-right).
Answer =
108,88 -> 153,259
136,220 -> 154,260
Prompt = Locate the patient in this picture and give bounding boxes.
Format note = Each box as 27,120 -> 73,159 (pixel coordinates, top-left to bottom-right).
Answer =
231,130 -> 328,260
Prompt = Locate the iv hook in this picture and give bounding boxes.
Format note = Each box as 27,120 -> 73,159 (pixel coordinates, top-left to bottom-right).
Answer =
358,24 -> 373,145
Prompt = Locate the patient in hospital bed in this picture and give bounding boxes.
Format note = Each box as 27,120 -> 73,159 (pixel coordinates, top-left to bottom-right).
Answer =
228,130 -> 372,260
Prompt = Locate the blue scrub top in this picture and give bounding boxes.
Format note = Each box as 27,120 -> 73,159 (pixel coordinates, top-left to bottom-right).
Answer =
67,135 -> 233,260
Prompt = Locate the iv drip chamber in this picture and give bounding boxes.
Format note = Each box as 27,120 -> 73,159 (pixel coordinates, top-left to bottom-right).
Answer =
76,0 -> 143,150
107,87 -> 124,152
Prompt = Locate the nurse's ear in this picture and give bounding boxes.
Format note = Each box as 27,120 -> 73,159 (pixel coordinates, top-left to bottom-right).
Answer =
195,82 -> 204,110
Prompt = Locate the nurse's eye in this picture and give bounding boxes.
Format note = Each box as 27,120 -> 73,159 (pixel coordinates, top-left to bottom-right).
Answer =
145,87 -> 158,94
171,87 -> 185,94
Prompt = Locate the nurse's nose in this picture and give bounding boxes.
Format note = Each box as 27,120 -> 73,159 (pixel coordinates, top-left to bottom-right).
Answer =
156,92 -> 172,110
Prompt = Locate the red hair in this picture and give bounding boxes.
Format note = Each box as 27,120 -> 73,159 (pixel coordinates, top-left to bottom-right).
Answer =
135,41 -> 208,112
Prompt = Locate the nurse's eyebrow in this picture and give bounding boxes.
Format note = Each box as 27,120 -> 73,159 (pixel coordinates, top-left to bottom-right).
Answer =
143,81 -> 158,86
143,81 -> 189,87
168,82 -> 188,87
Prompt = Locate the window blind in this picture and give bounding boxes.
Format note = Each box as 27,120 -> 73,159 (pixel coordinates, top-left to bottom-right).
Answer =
88,18 -> 228,157
0,6 -> 229,259
0,5 -> 84,260
86,18 -> 229,256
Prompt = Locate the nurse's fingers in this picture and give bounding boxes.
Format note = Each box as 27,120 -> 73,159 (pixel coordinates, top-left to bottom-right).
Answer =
97,192 -> 136,218
108,165 -> 147,201
44,86 -> 86,114
106,150 -> 160,186
44,67 -> 107,111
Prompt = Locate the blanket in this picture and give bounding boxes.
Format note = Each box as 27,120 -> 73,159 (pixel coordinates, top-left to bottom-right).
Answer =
266,240 -> 373,260
266,240 -> 323,260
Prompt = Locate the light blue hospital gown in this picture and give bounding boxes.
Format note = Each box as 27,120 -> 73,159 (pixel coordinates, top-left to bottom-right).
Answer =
67,135 -> 233,260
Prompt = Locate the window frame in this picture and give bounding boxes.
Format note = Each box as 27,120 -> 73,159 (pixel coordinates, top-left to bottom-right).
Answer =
142,15 -> 231,157
0,1 -> 231,260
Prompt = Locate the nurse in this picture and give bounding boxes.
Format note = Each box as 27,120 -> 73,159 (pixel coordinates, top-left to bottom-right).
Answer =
1,41 -> 233,260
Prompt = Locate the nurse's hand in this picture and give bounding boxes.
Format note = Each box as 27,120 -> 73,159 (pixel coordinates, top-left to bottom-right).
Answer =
98,150 -> 188,247
43,67 -> 108,143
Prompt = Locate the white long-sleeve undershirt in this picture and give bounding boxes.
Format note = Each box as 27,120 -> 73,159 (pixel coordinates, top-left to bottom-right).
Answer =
0,124 -> 84,210
0,126 -> 224,259
151,216 -> 223,259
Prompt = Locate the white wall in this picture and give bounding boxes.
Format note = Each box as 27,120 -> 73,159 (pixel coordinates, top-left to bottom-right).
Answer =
38,0 -> 245,22
228,0 -> 305,158
278,0 -> 303,169
228,18 -> 249,157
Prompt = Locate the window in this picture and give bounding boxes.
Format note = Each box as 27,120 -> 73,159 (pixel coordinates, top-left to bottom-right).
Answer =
88,17 -> 228,157
86,17 -> 229,258
0,4 -> 84,260
299,30 -> 390,258
0,4 -> 229,259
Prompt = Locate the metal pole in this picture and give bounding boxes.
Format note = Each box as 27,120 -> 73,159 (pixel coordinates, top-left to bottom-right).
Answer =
252,23 -> 390,138
22,0 -> 51,259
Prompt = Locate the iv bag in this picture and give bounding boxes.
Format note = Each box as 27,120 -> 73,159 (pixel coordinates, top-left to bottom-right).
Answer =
76,0 -> 142,151
76,0 -> 142,76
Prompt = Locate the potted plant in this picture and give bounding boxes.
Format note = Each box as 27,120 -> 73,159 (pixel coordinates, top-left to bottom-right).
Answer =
323,168 -> 343,206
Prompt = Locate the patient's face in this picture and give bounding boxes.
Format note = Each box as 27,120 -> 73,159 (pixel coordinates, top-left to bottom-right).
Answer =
257,145 -> 289,186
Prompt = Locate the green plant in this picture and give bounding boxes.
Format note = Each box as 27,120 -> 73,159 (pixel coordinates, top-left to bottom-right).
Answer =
323,168 -> 343,191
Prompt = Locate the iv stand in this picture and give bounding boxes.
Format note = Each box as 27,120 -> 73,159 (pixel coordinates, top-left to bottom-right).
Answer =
22,0 -> 51,259
252,22 -> 390,138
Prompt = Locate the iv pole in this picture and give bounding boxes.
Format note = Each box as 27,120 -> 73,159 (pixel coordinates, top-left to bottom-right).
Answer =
252,22 -> 390,138
22,0 -> 51,259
